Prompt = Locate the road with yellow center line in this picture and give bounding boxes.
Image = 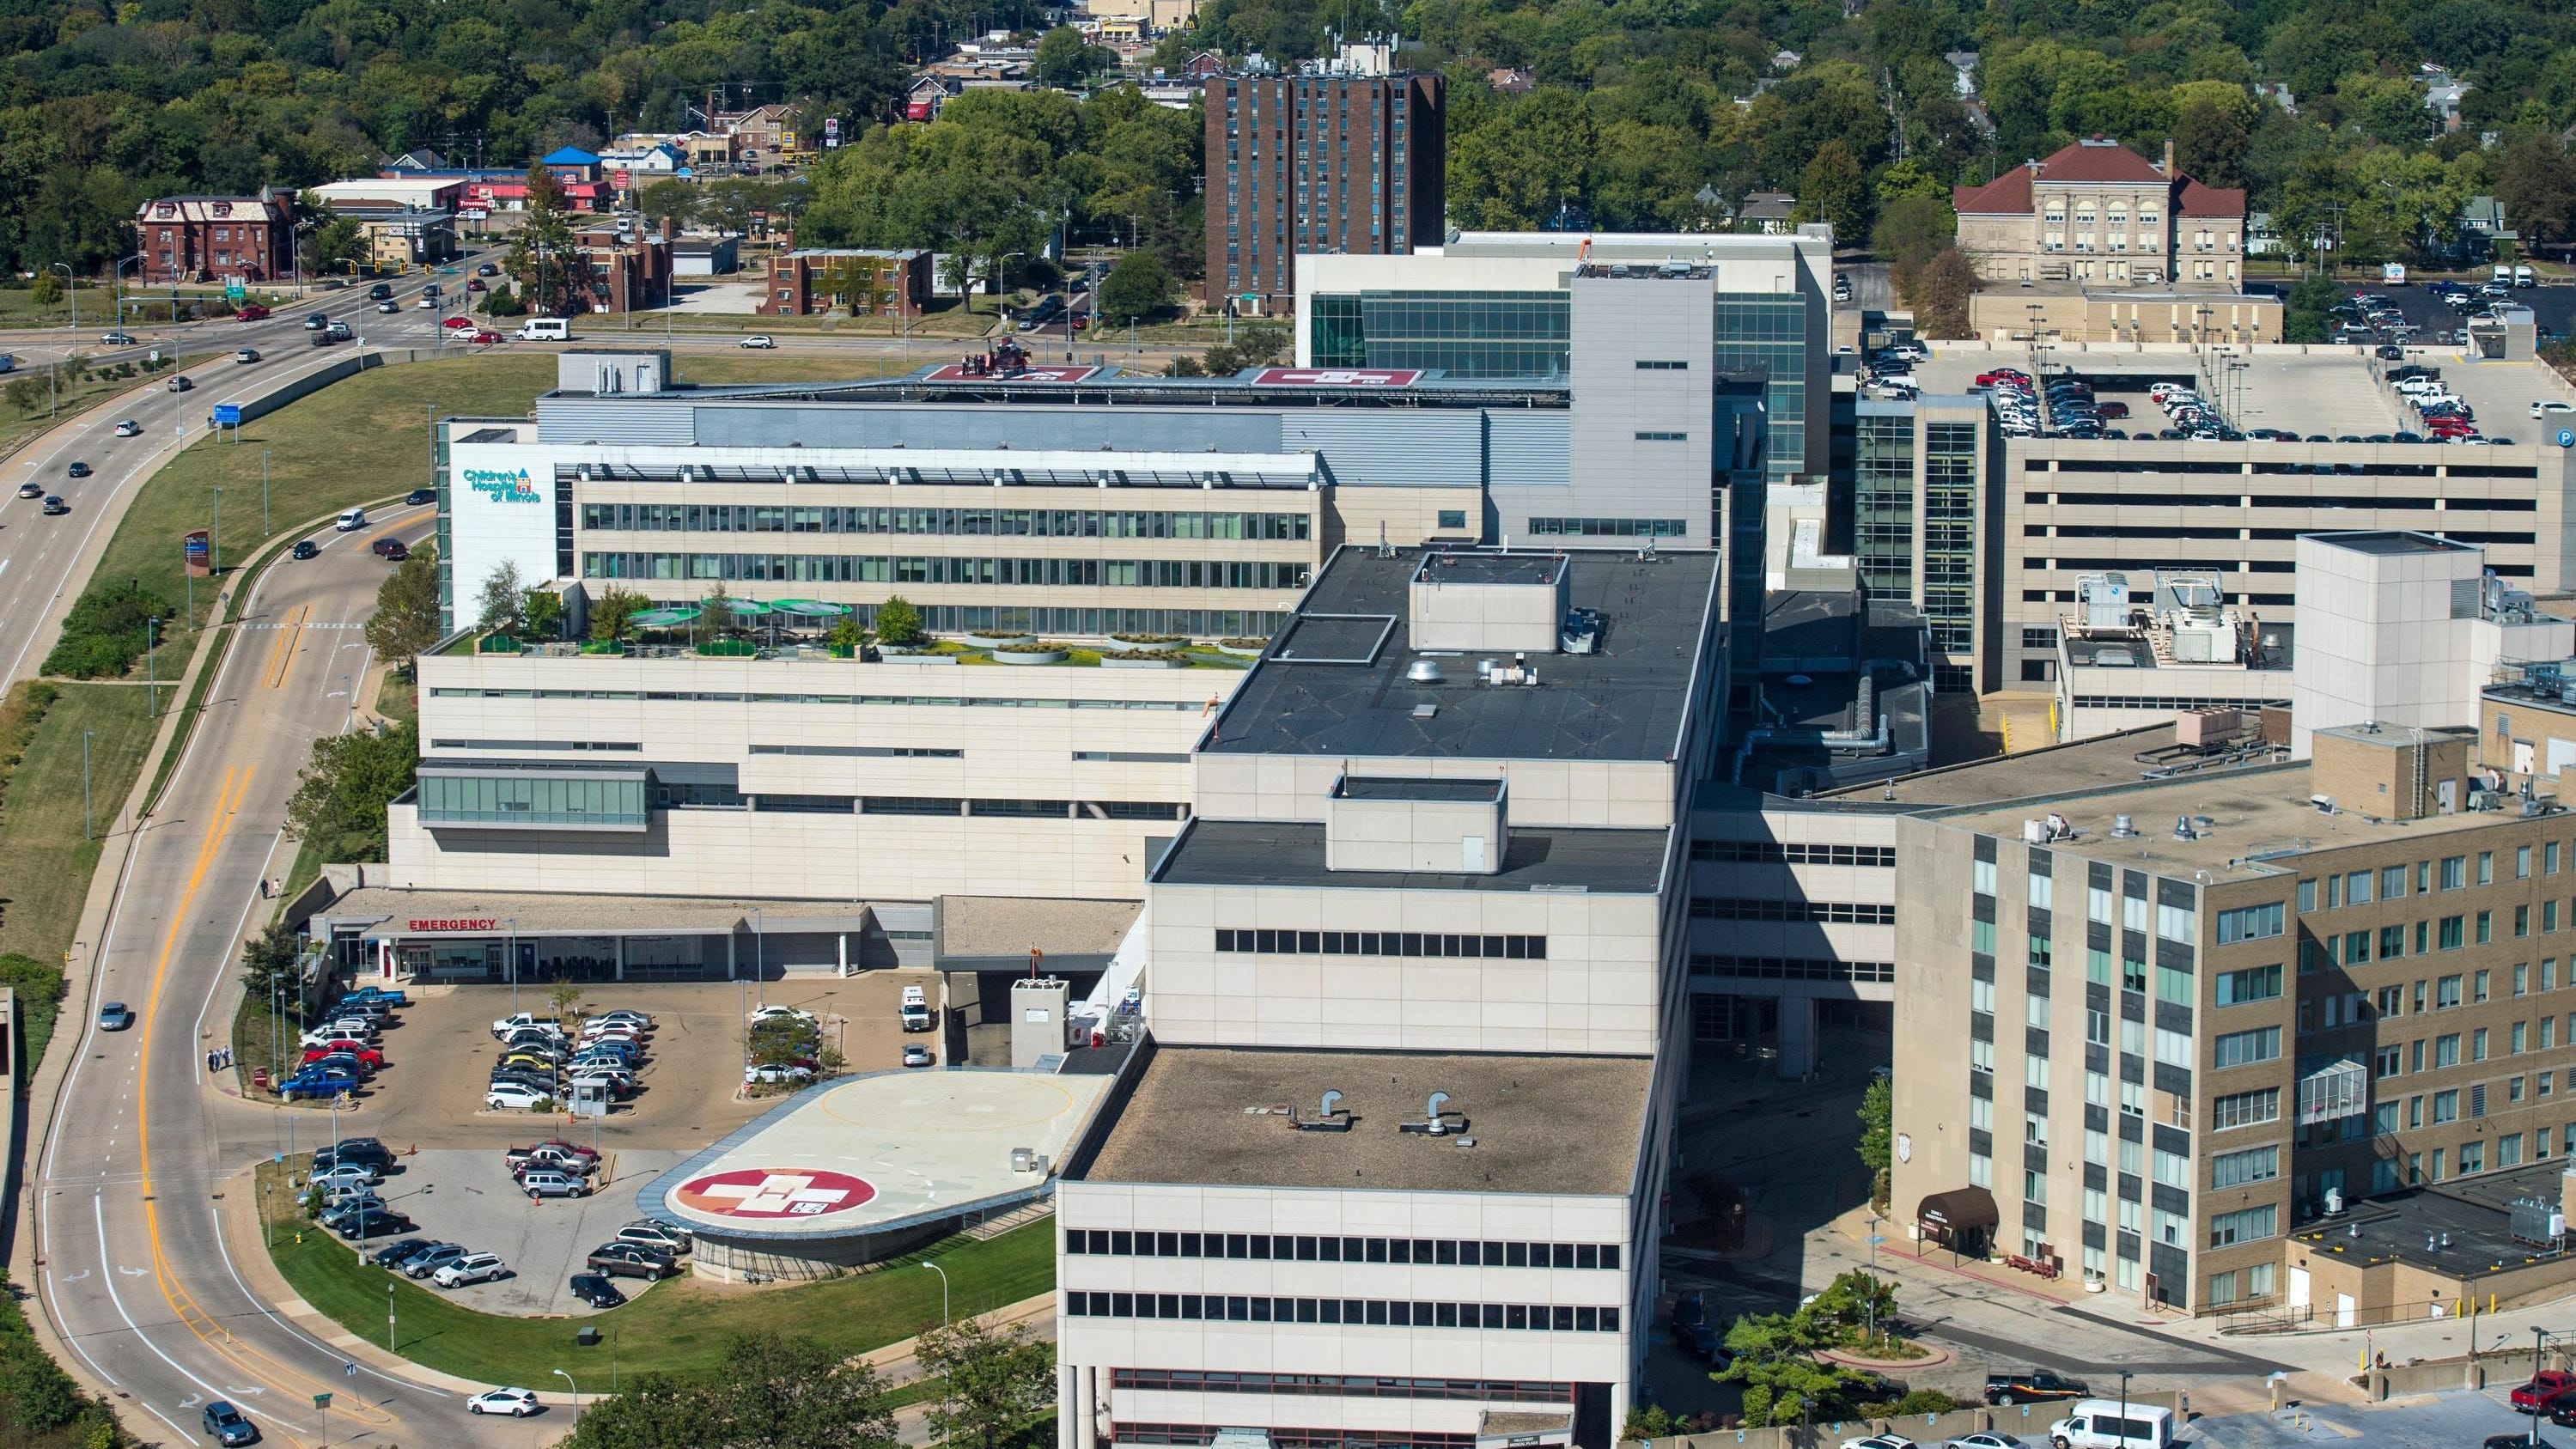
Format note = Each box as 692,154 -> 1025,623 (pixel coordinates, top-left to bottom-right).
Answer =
30,502 -> 562,1449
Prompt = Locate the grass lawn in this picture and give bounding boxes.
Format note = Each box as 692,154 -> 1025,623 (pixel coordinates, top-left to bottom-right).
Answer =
0,682 -> 159,1062
259,1151 -> 1056,1384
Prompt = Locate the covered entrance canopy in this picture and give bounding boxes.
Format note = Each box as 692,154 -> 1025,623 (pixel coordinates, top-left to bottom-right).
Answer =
1915,1185 -> 1999,1239
306,885 -> 881,983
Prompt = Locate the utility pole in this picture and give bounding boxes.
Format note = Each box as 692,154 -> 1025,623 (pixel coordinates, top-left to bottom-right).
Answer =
262,449 -> 271,536
82,729 -> 94,840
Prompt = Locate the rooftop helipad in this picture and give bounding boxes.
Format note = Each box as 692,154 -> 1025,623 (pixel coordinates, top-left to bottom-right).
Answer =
639,1068 -> 1115,1241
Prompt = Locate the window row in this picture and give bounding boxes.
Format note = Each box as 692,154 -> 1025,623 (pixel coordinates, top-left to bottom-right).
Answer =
1066,1230 -> 1618,1269
1691,841 -> 1896,868
1115,1427 -> 1471,1449
1063,1292 -> 1620,1332
1692,956 -> 1896,983
1526,517 -> 1690,538
578,503 -> 1313,541
579,553 -> 1313,590
1109,1371 -> 1570,1403
1214,930 -> 1548,960
429,689 -> 1201,711
1690,898 -> 1897,924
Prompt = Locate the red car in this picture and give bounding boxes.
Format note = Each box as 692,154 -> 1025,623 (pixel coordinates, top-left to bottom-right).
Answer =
468,330 -> 501,344
2094,400 -> 2129,419
2513,1370 -> 2576,1411
234,303 -> 271,321
441,315 -> 478,330
302,1042 -> 384,1069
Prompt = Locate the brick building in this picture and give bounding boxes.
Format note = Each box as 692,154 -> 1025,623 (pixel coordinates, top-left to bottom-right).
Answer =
1205,70 -> 1444,315
565,220 -> 674,314
135,190 -> 297,285
757,248 -> 930,317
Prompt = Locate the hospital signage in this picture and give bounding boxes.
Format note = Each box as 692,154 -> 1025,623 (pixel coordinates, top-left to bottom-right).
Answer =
460,467 -> 540,503
407,917 -> 499,931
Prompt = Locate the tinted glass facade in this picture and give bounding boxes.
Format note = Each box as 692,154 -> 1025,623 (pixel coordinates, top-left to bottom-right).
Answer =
1307,290 -> 1570,377
1710,295 -> 1808,485
416,770 -> 648,829
1923,421 -> 1982,666
1855,412 -> 1915,600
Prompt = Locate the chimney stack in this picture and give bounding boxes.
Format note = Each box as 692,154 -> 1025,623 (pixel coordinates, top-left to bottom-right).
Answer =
2163,137 -> 2176,176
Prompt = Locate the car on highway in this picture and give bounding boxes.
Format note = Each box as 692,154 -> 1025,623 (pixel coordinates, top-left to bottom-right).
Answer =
200,1398 -> 259,1445
904,1043 -> 934,1068
303,313 -> 330,330
477,262 -> 500,276
65,460 -> 90,478
94,1001 -> 132,1031
167,374 -> 192,391
380,539 -> 409,562
290,539 -> 319,560
234,348 -> 259,363
586,1242 -> 677,1279
113,418 -> 140,437
405,487 -> 435,505
442,315 -> 477,330
15,482 -> 40,498
485,1080 -> 552,1110
740,335 -> 776,348
375,300 -> 399,314
368,283 -> 394,300
99,331 -> 136,345
399,1243 -> 468,1278
234,303 -> 270,322
42,496 -> 68,515
417,295 -> 437,308
468,329 -> 501,344
326,320 -> 352,340
433,1251 -> 509,1288
466,277 -> 486,292
569,1273 -> 628,1309
371,535 -> 406,558
466,1388 -> 539,1417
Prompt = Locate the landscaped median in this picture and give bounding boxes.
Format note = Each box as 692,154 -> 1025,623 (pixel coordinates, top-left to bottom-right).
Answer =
252,1150 -> 1056,1385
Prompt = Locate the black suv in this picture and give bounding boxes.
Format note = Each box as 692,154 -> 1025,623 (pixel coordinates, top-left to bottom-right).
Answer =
1984,1370 -> 2090,1405
368,283 -> 393,300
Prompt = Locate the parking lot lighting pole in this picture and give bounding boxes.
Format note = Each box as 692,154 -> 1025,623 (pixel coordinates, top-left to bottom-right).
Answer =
388,1281 -> 397,1354
752,908 -> 764,1008
2537,1327 -> 2550,1447
2118,1371 -> 2129,1444
507,917 -> 519,1011
924,1259 -> 949,1326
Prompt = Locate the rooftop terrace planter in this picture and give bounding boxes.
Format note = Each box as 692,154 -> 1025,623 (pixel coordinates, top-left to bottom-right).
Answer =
990,644 -> 1069,665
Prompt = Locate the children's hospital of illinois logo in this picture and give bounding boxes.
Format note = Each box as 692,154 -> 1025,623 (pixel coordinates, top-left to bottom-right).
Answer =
460,467 -> 540,503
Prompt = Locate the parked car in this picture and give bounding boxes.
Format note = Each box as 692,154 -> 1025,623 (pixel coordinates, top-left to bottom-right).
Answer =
433,1251 -> 509,1288
903,1044 -> 934,1068
369,1237 -> 433,1269
569,1273 -> 628,1309
1946,1435 -> 2025,1449
616,1221 -> 691,1254
2516,1372 -> 2576,1412
399,1243 -> 467,1279
746,1062 -> 815,1085
301,1041 -> 383,1069
332,1205 -> 413,1241
588,1008 -> 655,1029
1986,1371 -> 2091,1406
279,1069 -> 356,1100
519,1169 -> 589,1199
309,1162 -> 381,1194
1839,1436 -> 1917,1449
201,1399 -> 260,1445
504,1140 -> 598,1172
492,1012 -> 565,1040
466,1388 -> 539,1416
485,1081 -> 552,1110
586,1242 -> 677,1279
96,1002 -> 132,1031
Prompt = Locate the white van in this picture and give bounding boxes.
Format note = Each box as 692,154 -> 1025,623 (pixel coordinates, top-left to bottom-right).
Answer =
517,317 -> 570,341
335,507 -> 366,533
2496,264 -> 2516,285
2049,1400 -> 2175,1449
900,984 -> 932,1032
2517,265 -> 2537,288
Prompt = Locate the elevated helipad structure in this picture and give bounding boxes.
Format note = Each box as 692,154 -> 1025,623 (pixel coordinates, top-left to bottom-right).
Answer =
639,1067 -> 1116,1281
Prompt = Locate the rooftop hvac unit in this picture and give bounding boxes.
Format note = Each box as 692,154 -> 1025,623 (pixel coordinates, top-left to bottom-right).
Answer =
2077,573 -> 2131,629
2171,619 -> 2234,664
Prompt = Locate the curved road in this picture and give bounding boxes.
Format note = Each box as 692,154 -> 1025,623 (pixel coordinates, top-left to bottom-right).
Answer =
0,261 -> 477,691
28,501 -> 569,1449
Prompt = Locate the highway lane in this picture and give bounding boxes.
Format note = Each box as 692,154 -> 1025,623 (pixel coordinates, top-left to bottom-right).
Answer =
30,504 -> 563,1449
0,259 -> 486,693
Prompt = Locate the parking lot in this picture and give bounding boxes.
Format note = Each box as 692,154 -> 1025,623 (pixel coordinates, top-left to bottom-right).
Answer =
280,970 -> 947,1314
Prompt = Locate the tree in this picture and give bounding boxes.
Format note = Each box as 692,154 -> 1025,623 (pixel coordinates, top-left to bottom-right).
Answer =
917,1315 -> 1054,1449
701,581 -> 736,637
2171,89 -> 2253,190
1032,26 -> 1112,90
1871,194 -> 1955,272
2284,269 -> 2341,344
282,723 -> 420,865
476,559 -> 527,636
2498,137 -> 2576,253
1193,321 -> 1290,375
873,595 -> 924,646
1856,1075 -> 1892,1209
1098,249 -> 1174,326
636,178 -> 701,234
301,215 -> 365,277
547,979 -> 584,1021
827,612 -> 868,652
509,164 -> 578,314
1909,248 -> 1980,338
4,377 -> 45,415
568,1330 -> 899,1449
1795,140 -> 1869,245
523,588 -> 563,641
240,922 -> 304,1012
29,271 -> 59,307
590,584 -> 647,643
365,547 -> 442,676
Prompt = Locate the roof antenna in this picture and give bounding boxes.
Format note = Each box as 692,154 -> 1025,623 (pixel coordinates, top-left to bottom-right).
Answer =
1377,520 -> 1394,559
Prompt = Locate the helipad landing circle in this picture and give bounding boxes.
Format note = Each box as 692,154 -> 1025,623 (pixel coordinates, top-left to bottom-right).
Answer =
673,1167 -> 876,1220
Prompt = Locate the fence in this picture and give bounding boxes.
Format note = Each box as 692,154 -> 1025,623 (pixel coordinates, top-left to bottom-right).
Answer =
1623,1392 -> 2188,1449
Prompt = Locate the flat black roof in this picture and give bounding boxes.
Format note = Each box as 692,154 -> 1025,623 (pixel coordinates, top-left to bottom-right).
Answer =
1153,819 -> 1668,893
1337,776 -> 1504,802
1203,545 -> 1720,762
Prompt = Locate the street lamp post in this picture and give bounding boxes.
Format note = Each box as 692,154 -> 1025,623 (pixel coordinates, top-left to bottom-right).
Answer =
51,263 -> 74,330
82,729 -> 94,841
388,1280 -> 398,1355
555,1368 -> 581,1425
923,1259 -> 950,1326
752,907 -> 764,1008
262,449 -> 271,536
2118,1371 -> 2131,1447
114,253 -> 142,329
507,917 -> 520,1011
212,486 -> 222,576
145,616 -> 161,718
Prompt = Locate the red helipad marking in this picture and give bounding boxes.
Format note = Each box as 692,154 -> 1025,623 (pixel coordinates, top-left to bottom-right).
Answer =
922,363 -> 1100,383
673,1167 -> 876,1220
